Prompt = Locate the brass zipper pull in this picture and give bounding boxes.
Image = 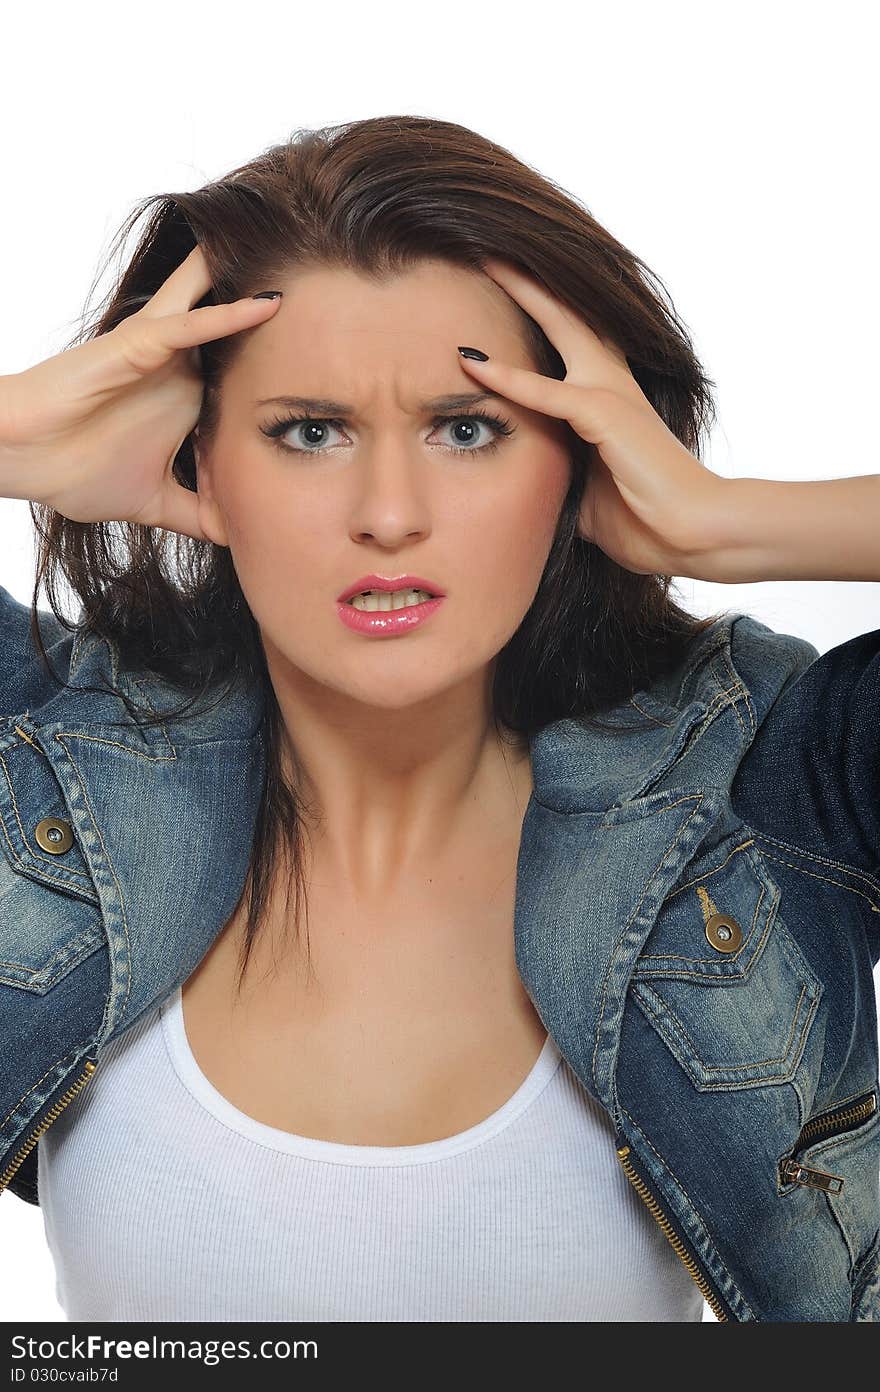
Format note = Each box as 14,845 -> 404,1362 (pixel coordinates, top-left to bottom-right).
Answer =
779,1087 -> 876,1195
780,1157 -> 845,1193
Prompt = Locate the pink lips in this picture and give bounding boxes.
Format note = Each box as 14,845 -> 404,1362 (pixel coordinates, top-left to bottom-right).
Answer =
335,573 -> 446,639
336,594 -> 446,637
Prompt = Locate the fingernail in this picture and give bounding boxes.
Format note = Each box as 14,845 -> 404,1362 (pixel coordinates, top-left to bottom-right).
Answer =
458,346 -> 489,361
252,290 -> 283,300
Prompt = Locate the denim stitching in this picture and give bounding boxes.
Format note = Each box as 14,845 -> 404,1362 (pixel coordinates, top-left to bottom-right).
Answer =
751,829 -> 880,907
671,682 -> 749,763
632,974 -> 812,1075
67,629 -> 121,688
752,838 -> 880,914
662,839 -> 756,903
12,724 -> 46,757
720,643 -> 757,739
616,1099 -> 753,1316
629,696 -> 674,726
590,792 -> 705,1090
52,732 -> 179,762
55,735 -> 133,1027
751,827 -> 880,885
0,749 -> 90,882
0,922 -> 102,977
669,622 -> 735,698
0,1040 -> 98,1132
707,654 -> 751,751
637,856 -> 765,969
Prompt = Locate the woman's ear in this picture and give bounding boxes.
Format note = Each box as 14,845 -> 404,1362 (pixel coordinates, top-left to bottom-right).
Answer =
192,431 -> 230,548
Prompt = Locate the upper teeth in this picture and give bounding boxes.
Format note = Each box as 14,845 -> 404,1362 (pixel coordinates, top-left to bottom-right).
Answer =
349,588 -> 434,611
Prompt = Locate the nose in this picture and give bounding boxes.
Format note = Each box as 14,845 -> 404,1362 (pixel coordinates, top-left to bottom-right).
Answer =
347,433 -> 432,547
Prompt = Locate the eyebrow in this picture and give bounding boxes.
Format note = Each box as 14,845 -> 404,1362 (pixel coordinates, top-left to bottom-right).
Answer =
253,391 -> 506,415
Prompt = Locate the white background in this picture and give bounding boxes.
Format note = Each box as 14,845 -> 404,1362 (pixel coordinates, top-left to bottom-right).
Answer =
1,0 -> 878,1324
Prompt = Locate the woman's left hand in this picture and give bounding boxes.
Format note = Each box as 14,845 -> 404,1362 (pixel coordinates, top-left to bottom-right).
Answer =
457,256 -> 727,579
459,256 -> 880,586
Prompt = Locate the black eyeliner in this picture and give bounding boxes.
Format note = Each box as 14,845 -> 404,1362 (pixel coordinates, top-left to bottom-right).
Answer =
259,408 -> 515,457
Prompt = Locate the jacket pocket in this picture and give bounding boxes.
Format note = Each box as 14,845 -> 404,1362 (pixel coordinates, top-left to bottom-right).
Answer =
628,830 -> 823,1090
0,735 -> 105,991
0,870 -> 105,992
777,1086 -> 880,1292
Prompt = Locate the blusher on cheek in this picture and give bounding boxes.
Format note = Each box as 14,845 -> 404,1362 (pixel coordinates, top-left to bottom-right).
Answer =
489,463 -> 566,599
220,478 -> 312,637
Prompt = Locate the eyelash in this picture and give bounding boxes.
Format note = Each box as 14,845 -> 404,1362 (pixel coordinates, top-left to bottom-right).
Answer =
259,408 -> 515,457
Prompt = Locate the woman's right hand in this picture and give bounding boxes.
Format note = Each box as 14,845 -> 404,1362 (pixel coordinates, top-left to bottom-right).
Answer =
0,245 -> 281,541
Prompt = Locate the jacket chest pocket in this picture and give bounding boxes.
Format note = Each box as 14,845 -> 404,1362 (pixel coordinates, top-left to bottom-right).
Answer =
628,831 -> 823,1090
0,738 -> 104,992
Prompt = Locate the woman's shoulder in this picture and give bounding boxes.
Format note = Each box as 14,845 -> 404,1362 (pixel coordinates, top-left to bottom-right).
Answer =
638,609 -> 820,721
730,618 -> 880,902
0,582 -> 79,716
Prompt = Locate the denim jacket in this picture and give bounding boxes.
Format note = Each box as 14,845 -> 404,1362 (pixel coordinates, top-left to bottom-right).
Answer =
1,581 -> 878,1322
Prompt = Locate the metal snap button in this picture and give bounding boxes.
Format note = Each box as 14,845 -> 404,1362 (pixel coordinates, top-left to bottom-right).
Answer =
35,817 -> 74,855
705,912 -> 743,953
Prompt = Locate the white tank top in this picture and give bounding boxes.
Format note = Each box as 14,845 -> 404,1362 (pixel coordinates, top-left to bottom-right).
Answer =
38,987 -> 705,1322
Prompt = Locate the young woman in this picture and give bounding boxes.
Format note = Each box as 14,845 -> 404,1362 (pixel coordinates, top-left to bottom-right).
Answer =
0,114 -> 877,1322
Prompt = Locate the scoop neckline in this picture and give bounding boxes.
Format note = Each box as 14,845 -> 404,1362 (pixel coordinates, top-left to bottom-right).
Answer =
160,985 -> 561,1166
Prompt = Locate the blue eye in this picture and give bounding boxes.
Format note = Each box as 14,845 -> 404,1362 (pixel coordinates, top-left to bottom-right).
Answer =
432,413 -> 514,454
263,417 -> 346,453
259,410 -> 515,456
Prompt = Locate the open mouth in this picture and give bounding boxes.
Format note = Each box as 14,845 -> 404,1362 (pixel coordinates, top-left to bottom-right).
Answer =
346,588 -> 437,611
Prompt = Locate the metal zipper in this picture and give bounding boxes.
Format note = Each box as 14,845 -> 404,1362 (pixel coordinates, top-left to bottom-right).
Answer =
616,1140 -> 736,1322
0,1059 -> 98,1196
778,1088 -> 877,1194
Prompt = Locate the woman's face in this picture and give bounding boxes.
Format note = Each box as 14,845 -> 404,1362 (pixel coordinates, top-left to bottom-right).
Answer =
195,258 -> 572,715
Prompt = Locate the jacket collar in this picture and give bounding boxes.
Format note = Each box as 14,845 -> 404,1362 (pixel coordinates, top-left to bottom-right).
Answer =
61,620 -> 268,745
49,608 -> 773,812
530,609 -> 794,811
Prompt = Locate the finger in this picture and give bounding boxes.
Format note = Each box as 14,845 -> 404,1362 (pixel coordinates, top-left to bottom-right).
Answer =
458,350 -> 610,443
481,256 -> 631,392
160,297 -> 282,350
140,245 -> 213,319
113,296 -> 281,376
156,476 -> 212,543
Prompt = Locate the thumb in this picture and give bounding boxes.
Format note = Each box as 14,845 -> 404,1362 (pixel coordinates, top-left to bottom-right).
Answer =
156,480 -> 213,543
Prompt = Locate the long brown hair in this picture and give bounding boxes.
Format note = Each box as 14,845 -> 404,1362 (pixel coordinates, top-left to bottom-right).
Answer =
28,114 -> 724,994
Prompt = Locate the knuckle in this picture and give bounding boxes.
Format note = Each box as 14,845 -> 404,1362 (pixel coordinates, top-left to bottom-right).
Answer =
572,384 -> 617,429
113,317 -> 164,371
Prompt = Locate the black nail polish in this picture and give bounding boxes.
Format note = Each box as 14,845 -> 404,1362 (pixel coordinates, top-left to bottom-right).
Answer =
252,290 -> 283,300
458,345 -> 489,361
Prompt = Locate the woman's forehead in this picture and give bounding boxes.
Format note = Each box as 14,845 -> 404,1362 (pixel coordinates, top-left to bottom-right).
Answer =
255,260 -> 531,344
230,265 -> 537,399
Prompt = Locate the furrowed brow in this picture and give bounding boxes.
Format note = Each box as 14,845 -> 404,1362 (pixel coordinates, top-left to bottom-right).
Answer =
254,391 -> 503,414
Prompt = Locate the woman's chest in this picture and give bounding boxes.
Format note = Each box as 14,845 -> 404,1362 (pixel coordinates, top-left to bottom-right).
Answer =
180,866 -> 548,1146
